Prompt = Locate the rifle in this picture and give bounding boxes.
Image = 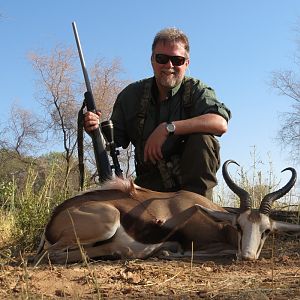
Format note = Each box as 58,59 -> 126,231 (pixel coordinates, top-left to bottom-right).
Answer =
72,21 -> 112,182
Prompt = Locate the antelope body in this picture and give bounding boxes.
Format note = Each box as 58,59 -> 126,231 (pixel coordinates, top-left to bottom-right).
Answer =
35,160 -> 300,264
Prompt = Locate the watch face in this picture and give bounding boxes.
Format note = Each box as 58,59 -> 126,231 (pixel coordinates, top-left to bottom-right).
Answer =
166,123 -> 175,133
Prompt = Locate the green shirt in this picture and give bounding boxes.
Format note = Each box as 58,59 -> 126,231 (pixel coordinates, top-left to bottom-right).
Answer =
111,76 -> 231,150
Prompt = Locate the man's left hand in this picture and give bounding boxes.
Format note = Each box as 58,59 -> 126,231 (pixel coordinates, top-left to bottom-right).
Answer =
144,123 -> 168,164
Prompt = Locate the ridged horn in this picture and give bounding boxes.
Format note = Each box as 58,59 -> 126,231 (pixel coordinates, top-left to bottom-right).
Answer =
222,160 -> 252,212
259,167 -> 297,215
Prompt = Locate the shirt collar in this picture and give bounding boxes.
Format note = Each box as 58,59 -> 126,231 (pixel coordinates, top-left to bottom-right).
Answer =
151,77 -> 183,103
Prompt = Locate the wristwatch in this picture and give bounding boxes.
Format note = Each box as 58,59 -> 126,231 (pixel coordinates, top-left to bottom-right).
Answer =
166,122 -> 176,135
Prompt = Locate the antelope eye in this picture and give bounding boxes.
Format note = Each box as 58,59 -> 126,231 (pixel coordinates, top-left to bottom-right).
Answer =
236,224 -> 242,232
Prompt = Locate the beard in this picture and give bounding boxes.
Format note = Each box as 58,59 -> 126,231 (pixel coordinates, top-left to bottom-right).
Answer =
156,68 -> 184,89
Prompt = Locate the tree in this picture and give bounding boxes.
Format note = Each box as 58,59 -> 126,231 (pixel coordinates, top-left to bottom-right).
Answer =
29,46 -> 80,185
271,38 -> 300,163
0,104 -> 43,157
0,105 -> 43,200
0,104 -> 43,180
91,58 -> 127,119
28,45 -> 128,186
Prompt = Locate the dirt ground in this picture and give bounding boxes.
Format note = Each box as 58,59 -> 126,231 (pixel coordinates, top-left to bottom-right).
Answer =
0,237 -> 299,299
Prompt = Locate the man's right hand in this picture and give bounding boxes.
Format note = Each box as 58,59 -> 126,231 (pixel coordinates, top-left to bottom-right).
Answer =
84,111 -> 102,133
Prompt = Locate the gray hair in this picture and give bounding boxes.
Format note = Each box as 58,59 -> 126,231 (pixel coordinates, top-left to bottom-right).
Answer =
152,27 -> 190,56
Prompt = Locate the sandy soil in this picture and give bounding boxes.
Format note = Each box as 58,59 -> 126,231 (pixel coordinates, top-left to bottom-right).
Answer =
0,237 -> 299,299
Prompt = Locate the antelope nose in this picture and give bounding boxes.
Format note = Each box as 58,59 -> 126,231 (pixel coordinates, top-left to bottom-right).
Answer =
242,252 -> 256,261
242,256 -> 255,261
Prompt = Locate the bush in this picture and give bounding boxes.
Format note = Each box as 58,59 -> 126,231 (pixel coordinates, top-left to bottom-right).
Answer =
1,165 -> 74,254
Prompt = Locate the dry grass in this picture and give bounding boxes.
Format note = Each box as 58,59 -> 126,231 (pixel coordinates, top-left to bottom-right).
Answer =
0,237 -> 299,299
0,211 -> 14,246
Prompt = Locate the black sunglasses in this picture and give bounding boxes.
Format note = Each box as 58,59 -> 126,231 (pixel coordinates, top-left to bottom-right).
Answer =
154,54 -> 186,66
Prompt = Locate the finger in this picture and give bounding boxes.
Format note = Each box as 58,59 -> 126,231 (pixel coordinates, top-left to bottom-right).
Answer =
85,113 -> 99,123
84,117 -> 100,133
144,144 -> 157,164
85,111 -> 99,117
85,111 -> 95,117
87,124 -> 98,132
154,143 -> 163,160
153,148 -> 163,162
156,150 -> 163,160
84,117 -> 99,125
150,147 -> 162,164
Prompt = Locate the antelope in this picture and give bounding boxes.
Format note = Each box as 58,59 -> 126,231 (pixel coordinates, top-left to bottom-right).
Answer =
35,160 -> 300,264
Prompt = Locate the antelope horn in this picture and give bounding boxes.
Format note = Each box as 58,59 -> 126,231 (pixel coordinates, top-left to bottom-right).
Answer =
222,160 -> 252,212
259,167 -> 297,215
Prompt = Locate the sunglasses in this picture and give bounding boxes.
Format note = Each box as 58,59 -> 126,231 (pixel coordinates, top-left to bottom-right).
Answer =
154,54 -> 187,66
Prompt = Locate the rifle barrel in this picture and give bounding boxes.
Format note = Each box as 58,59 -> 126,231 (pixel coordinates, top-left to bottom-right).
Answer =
72,22 -> 93,97
72,21 -> 112,182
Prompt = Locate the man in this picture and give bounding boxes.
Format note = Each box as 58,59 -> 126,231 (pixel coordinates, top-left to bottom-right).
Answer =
84,27 -> 231,199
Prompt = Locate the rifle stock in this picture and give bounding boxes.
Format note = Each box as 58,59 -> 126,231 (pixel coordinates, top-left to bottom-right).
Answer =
72,22 -> 112,182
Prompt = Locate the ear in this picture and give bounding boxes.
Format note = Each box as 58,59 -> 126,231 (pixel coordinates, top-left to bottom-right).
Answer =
185,58 -> 190,67
272,220 -> 300,233
151,53 -> 155,63
195,204 -> 236,223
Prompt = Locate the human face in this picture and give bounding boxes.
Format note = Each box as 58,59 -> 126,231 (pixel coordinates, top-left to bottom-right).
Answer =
151,41 -> 189,95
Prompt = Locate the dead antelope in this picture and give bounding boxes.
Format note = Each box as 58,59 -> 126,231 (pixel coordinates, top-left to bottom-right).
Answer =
35,160 -> 299,264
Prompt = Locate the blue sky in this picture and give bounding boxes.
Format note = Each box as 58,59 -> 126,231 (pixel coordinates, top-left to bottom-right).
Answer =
1,1 -> 300,185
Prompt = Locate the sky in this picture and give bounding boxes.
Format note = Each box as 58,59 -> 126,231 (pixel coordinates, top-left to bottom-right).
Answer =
0,0 -> 300,187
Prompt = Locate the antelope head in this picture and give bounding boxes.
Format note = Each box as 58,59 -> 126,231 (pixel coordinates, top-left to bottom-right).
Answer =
199,160 -> 299,260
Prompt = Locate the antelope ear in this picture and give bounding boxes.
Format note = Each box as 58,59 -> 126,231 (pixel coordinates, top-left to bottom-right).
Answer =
272,220 -> 300,233
195,204 -> 236,223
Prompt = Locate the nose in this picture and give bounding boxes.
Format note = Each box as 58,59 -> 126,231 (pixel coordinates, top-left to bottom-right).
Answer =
164,58 -> 174,68
242,255 -> 255,261
241,252 -> 256,261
